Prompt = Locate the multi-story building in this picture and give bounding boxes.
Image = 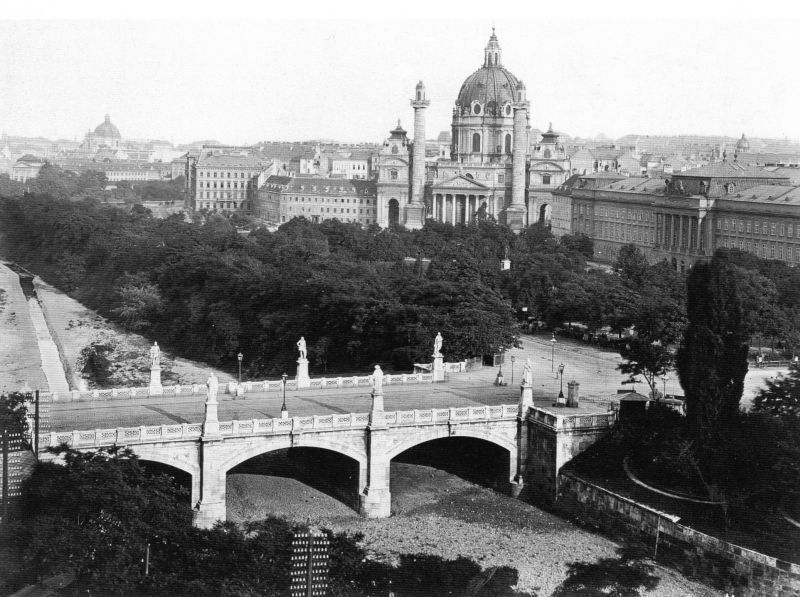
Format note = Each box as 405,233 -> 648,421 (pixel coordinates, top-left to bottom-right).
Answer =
529,124 -> 571,235
10,154 -> 45,182
256,176 -> 377,225
191,149 -> 274,213
555,161 -> 797,270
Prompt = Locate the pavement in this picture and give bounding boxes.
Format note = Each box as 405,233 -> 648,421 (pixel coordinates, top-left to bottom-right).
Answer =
46,333 -> 782,432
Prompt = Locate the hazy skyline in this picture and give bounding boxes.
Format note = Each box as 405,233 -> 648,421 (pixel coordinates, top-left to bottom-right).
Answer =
2,14 -> 800,147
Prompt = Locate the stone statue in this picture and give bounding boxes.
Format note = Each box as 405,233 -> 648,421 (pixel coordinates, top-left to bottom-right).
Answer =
297,337 -> 307,360
372,364 -> 384,394
433,332 -> 443,357
523,358 -> 533,386
149,342 -> 160,369
206,371 -> 218,401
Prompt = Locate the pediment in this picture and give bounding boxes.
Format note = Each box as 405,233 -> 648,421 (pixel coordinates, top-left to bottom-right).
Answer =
531,161 -> 566,172
431,174 -> 489,190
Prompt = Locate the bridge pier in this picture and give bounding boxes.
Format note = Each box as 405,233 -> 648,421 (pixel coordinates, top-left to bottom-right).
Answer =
194,439 -> 227,529
358,426 -> 392,518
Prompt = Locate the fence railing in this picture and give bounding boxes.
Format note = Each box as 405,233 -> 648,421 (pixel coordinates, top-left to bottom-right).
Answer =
45,404 -> 520,449
527,409 -> 616,430
44,371 -> 443,402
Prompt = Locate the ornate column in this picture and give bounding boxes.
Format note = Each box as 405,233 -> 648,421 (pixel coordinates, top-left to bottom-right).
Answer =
504,81 -> 529,233
451,193 -> 457,224
360,365 -> 391,518
405,81 -> 429,230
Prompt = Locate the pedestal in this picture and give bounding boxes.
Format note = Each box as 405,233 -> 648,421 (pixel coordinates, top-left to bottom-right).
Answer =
519,382 -> 533,415
148,366 -> 163,396
202,398 -> 220,439
280,409 -> 289,419
404,203 -> 425,230
369,390 -> 385,427
296,357 -> 310,389
503,205 -> 526,233
432,354 -> 444,382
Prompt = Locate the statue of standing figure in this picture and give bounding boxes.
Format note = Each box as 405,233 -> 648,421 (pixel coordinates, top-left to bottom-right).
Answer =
150,342 -> 160,369
523,358 -> 533,386
433,332 -> 443,357
297,337 -> 307,360
371,364 -> 384,394
206,371 -> 218,401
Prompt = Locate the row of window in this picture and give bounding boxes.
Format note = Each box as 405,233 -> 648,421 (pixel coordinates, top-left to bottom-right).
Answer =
198,202 -> 250,210
717,218 -> 798,237
274,195 -> 374,205
199,170 -> 253,178
199,181 -> 250,189
595,206 -> 651,222
287,206 -> 375,216
281,216 -> 375,225
201,191 -> 248,200
717,237 -> 800,261
595,221 -> 655,244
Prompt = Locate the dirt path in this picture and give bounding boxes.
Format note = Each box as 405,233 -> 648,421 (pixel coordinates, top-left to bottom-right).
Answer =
33,279 -> 234,389
0,263 -> 47,393
227,464 -> 721,597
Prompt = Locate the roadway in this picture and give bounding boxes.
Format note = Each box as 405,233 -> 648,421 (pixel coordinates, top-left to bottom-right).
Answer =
46,334 -> 777,431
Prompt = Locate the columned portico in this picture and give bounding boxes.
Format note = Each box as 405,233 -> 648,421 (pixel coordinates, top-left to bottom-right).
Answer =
431,189 -> 489,224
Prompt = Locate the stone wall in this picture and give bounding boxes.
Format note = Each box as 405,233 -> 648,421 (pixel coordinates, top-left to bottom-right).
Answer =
556,472 -> 800,597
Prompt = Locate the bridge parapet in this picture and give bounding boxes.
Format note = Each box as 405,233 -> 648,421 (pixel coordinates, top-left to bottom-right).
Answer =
44,372 -> 438,402
526,407 -> 616,431
46,404 -> 519,450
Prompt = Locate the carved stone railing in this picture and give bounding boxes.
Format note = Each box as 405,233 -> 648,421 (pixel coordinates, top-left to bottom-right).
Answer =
45,372 -> 439,403
527,408 -> 616,431
46,404 -> 519,449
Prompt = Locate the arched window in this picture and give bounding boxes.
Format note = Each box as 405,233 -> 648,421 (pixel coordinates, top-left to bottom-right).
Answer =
472,133 -> 481,153
504,134 -> 512,154
544,148 -> 551,159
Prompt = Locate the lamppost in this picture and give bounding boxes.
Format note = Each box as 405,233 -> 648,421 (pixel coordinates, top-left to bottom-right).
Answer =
281,373 -> 288,415
550,333 -> 557,372
510,355 -> 516,385
558,363 -> 565,400
237,352 -> 243,385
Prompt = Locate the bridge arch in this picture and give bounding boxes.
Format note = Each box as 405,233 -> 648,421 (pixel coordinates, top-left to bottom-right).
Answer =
385,425 -> 517,462
219,436 -> 367,475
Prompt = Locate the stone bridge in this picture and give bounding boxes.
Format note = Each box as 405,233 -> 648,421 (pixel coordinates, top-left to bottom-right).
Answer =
43,390 -> 615,528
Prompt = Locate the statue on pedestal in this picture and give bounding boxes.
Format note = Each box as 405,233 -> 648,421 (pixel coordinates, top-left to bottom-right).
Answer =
523,358 -> 533,386
297,337 -> 307,360
206,371 -> 218,402
371,364 -> 384,395
150,341 -> 160,369
433,332 -> 443,357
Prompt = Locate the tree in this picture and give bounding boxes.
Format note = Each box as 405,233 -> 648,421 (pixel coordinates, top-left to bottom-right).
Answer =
676,257 -> 749,437
753,362 -> 800,417
614,244 -> 650,288
618,338 -> 673,398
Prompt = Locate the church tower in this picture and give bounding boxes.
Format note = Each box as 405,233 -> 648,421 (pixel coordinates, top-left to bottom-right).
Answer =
375,120 -> 411,228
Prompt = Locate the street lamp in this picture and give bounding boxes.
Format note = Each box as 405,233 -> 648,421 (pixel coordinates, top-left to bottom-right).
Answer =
550,333 -> 557,372
281,373 -> 288,415
558,363 -> 565,400
510,355 -> 516,385
237,352 -> 243,385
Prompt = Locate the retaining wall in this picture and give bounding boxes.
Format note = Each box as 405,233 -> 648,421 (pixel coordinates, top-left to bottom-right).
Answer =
556,472 -> 800,596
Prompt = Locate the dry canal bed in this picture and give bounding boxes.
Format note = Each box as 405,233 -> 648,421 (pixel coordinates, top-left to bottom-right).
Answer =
227,461 -> 721,596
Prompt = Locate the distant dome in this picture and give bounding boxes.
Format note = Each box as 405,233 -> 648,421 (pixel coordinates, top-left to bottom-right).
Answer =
736,133 -> 749,152
94,114 -> 121,139
455,30 -> 523,114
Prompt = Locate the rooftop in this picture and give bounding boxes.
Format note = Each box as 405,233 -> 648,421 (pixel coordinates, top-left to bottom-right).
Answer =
674,161 -> 787,179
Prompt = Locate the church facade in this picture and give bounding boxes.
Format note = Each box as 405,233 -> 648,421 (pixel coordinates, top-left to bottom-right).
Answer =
374,30 -> 570,233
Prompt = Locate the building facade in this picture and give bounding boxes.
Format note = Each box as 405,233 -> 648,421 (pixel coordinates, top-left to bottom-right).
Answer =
256,176 -> 377,225
191,149 -> 274,213
555,161 -> 798,269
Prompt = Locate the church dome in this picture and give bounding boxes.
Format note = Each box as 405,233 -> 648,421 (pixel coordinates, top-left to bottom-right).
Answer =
455,30 -> 523,115
94,114 -> 121,139
735,133 -> 749,152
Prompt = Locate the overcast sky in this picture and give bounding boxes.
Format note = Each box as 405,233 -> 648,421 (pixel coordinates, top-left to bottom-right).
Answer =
2,3 -> 799,146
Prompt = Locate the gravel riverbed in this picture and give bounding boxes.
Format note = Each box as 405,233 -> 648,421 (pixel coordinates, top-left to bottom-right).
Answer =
227,463 -> 721,596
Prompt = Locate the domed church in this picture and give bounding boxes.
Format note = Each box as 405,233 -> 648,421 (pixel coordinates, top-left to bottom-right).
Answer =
81,114 -> 122,152
374,30 -> 568,232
